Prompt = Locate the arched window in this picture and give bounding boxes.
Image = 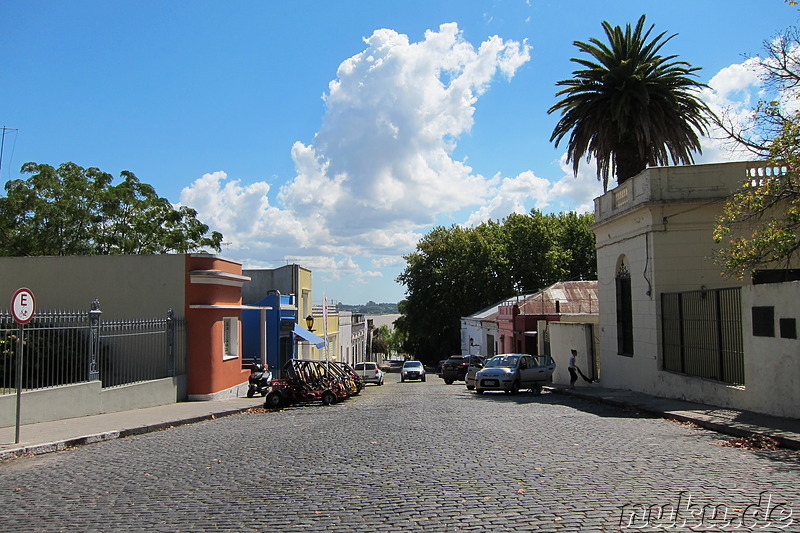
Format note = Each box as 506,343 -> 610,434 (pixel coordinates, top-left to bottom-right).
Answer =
616,257 -> 634,356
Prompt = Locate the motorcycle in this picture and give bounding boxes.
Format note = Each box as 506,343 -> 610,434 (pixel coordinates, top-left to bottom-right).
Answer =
247,363 -> 273,398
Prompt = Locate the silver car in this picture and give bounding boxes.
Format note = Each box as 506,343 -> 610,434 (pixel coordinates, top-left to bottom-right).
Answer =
401,360 -> 426,382
475,354 -> 555,395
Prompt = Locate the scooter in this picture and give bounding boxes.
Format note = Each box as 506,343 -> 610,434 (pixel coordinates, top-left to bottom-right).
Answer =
247,363 -> 273,398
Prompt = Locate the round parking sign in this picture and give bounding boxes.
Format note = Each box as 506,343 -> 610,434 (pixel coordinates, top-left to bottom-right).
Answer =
11,288 -> 36,325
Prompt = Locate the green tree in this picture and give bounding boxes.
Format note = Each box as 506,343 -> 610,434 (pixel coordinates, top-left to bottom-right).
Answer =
501,211 -> 596,291
371,325 -> 391,357
396,223 -> 513,363
396,210 -> 596,363
548,15 -> 713,191
0,162 -> 222,256
714,27 -> 800,278
552,211 -> 598,280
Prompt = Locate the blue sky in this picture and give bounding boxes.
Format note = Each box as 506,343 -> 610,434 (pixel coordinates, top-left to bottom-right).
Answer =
2,1 -> 797,304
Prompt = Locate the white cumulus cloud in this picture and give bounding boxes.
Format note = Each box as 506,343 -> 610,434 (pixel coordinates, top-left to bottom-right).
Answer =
180,23 -> 536,291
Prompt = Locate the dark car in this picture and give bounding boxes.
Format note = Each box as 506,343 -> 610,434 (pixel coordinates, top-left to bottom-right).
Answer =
440,355 -> 484,384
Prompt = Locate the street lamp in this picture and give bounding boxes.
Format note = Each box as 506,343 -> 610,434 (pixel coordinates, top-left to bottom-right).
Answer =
305,314 -> 315,332
469,337 -> 479,355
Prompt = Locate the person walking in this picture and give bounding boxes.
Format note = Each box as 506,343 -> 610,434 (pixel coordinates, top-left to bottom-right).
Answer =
568,349 -> 579,389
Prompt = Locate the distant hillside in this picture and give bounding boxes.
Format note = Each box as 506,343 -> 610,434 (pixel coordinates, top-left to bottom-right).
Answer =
338,301 -> 399,314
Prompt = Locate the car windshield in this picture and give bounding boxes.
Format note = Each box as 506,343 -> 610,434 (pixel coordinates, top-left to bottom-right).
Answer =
485,355 -> 520,368
403,362 -> 423,369
354,363 -> 376,370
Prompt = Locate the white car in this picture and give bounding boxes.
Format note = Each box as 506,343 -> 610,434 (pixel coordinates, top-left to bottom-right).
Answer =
464,356 -> 486,390
354,362 -> 384,385
475,354 -> 555,395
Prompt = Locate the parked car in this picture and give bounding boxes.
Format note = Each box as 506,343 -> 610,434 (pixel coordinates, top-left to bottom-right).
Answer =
401,360 -> 426,382
474,354 -> 555,395
436,360 -> 446,377
440,355 -> 484,384
354,362 -> 384,385
464,356 -> 486,390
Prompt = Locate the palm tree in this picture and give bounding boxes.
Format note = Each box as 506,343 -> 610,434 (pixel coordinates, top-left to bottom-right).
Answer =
548,15 -> 713,191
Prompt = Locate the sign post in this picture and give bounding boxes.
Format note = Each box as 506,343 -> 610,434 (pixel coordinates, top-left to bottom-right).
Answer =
11,288 -> 36,444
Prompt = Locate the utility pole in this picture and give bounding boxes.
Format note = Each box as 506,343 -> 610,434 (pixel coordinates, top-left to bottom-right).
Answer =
0,126 -> 19,176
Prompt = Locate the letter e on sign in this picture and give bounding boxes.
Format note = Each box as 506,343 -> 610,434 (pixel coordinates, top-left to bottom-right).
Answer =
11,288 -> 36,325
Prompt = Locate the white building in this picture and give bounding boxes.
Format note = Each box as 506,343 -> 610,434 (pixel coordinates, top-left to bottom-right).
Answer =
593,161 -> 799,418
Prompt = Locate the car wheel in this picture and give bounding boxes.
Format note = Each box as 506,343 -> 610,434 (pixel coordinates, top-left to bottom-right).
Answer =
422,376 -> 426,382
444,379 -> 454,385
246,388 -> 255,398
321,390 -> 336,406
466,385 -> 474,390
510,380 -> 520,395
264,391 -> 283,409
476,389 -> 484,395
532,384 -> 542,395
401,376 -> 405,382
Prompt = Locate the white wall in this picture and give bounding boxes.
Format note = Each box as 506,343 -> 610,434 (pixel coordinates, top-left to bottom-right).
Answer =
741,282 -> 800,418
548,322 -> 595,386
338,311 -> 353,365
460,319 -> 483,356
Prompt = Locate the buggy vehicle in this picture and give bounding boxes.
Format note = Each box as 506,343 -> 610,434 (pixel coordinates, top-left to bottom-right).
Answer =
475,354 -> 556,395
330,361 -> 363,396
264,359 -> 350,408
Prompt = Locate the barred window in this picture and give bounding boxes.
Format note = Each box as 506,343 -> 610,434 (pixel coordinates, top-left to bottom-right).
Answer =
616,259 -> 634,356
222,317 -> 239,359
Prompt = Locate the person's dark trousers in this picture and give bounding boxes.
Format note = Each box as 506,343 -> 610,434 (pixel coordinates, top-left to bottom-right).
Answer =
569,367 -> 578,387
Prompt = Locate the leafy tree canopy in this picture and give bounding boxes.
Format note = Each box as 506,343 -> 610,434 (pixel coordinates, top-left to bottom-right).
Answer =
714,27 -> 800,278
396,210 -> 596,363
0,162 -> 222,256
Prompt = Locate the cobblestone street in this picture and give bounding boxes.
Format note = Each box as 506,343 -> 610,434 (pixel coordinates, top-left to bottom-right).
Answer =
1,377 -> 798,532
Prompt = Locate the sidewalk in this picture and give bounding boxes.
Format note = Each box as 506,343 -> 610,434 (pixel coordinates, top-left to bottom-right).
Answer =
0,397 -> 260,461
546,385 -> 800,450
2,387 -> 799,461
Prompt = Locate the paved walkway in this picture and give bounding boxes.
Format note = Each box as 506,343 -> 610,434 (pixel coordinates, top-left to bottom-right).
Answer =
2,385 -> 798,461
547,385 -> 800,450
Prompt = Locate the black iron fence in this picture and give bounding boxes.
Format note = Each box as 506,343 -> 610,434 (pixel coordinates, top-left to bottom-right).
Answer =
661,287 -> 744,385
0,301 -> 186,394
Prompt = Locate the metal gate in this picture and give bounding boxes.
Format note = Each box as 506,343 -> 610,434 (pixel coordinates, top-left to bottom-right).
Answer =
661,287 -> 744,385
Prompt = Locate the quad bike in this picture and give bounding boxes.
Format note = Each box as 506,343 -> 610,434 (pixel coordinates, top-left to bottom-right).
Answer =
264,359 -> 349,408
